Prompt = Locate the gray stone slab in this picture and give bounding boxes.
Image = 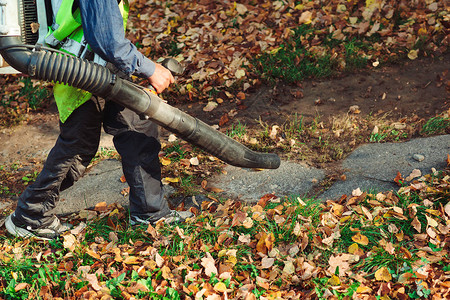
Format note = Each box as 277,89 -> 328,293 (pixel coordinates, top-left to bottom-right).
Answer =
55,159 -> 128,215
210,160 -> 325,202
319,135 -> 450,200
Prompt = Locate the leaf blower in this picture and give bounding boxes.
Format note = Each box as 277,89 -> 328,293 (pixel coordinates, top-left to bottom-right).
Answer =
0,0 -> 280,169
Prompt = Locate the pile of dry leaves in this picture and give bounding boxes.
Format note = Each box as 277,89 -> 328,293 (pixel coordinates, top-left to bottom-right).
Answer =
128,0 -> 448,102
0,157 -> 448,299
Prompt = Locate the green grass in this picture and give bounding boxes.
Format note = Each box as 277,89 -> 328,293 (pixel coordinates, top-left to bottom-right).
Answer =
226,121 -> 247,139
421,116 -> 450,135
253,24 -> 370,83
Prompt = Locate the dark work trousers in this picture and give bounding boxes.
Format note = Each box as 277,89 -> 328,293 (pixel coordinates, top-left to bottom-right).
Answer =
13,97 -> 171,228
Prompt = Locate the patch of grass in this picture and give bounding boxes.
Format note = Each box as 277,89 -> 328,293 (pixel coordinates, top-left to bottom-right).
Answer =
420,116 -> 450,135
226,121 -> 247,139
253,24 -> 371,83
164,142 -> 187,162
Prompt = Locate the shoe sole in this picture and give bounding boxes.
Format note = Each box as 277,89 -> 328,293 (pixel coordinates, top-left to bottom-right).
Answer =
5,215 -> 51,241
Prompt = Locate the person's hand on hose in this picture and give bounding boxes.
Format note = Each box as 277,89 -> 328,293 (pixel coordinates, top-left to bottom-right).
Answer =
148,63 -> 175,93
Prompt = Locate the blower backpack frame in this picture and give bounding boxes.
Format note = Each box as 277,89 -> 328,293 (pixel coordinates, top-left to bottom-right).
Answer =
0,0 -> 281,169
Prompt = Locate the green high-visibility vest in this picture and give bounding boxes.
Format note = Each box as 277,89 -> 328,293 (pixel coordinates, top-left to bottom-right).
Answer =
45,0 -> 129,122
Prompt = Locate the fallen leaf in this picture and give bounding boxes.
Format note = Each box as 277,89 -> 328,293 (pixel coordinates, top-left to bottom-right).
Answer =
375,267 -> 392,282
261,257 -> 275,269
123,256 -> 140,265
203,101 -> 218,112
14,283 -> 29,292
214,282 -> 227,293
411,216 -> 422,233
283,260 -> 295,275
160,157 -> 171,166
190,156 -> 199,165
63,234 -> 77,251
408,49 -> 418,60
201,252 -> 218,277
352,232 -> 369,245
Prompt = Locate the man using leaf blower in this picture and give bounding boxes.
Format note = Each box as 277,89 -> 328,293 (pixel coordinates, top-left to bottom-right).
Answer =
6,0 -> 193,240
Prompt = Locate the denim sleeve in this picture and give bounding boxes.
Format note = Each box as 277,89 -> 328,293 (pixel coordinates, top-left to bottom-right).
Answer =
78,0 -> 155,78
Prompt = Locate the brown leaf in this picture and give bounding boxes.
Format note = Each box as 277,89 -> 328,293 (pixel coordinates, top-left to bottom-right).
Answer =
256,232 -> 268,254
94,202 -> 108,212
265,232 -> 275,252
231,210 -> 247,227
394,171 -> 404,186
146,224 -> 159,238
411,216 -> 421,233
14,283 -> 29,292
120,175 -> 127,183
219,113 -> 230,126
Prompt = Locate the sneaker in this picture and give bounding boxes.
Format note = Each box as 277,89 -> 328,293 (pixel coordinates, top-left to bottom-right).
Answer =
130,210 -> 193,226
5,213 -> 71,241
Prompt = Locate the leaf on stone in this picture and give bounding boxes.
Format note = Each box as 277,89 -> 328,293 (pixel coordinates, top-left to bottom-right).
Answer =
406,169 -> 421,181
394,171 -> 404,186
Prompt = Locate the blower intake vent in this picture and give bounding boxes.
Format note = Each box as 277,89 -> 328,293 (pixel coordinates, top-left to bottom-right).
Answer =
19,0 -> 38,44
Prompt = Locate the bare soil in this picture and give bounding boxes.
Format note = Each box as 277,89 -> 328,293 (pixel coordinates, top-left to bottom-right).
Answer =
0,54 -> 448,199
181,54 -> 449,129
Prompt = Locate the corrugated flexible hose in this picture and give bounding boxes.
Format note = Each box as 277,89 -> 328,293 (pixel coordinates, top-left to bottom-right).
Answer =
0,36 -> 281,169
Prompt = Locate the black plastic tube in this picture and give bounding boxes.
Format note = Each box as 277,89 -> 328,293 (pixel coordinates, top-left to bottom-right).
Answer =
0,36 -> 281,169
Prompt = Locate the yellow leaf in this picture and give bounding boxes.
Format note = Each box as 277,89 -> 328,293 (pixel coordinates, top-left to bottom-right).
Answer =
352,232 -> 369,245
375,267 -> 392,282
214,282 -> 227,293
408,49 -> 418,60
161,266 -> 172,279
340,216 -> 351,223
348,243 -> 359,254
356,285 -> 373,293
235,69 -> 246,79
160,157 -> 171,166
162,177 -> 179,184
328,275 -> 340,286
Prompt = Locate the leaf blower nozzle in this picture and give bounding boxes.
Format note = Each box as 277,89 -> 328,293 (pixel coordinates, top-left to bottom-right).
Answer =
0,36 -> 281,169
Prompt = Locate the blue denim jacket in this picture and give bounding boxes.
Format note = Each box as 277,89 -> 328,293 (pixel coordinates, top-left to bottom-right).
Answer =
78,0 -> 155,78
